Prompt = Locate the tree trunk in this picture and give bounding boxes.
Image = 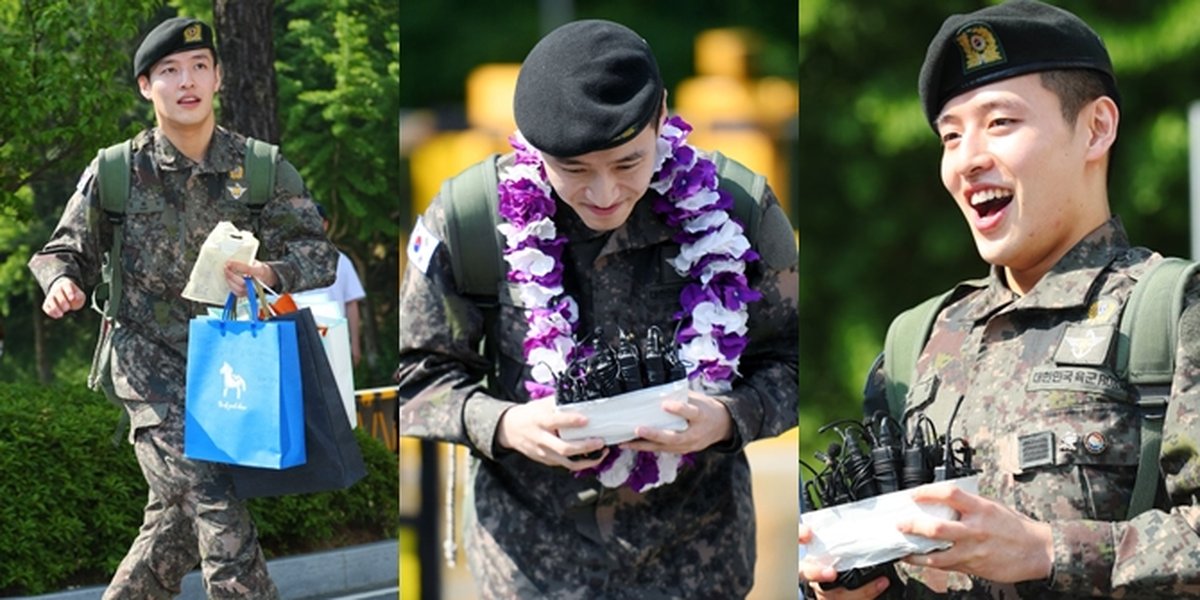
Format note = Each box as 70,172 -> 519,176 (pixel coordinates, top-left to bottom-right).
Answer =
213,0 -> 279,143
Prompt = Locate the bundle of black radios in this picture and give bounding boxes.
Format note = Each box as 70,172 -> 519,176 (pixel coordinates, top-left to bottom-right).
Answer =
801,402 -> 979,596
554,326 -> 688,405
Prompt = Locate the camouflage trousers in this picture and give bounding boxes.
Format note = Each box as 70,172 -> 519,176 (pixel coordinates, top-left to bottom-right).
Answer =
102,400 -> 278,600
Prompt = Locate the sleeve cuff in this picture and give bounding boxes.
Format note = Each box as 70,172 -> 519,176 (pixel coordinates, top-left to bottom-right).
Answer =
712,389 -> 758,452
1047,520 -> 1115,595
264,260 -> 295,293
463,394 -> 518,460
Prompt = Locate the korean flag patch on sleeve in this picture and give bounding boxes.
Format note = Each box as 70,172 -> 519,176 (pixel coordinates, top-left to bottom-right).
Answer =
407,217 -> 441,274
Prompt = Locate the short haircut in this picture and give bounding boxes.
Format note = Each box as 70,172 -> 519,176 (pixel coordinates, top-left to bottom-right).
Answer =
1039,69 -> 1110,125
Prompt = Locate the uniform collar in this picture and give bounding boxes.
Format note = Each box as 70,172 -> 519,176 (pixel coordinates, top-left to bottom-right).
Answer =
146,126 -> 240,174
963,217 -> 1129,320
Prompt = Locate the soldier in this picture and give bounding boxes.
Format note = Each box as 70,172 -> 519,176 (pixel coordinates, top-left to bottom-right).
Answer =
29,17 -> 336,600
800,1 -> 1200,598
397,19 -> 798,598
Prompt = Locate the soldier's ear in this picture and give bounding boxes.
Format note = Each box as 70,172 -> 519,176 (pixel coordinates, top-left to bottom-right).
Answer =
213,63 -> 222,94
137,75 -> 152,101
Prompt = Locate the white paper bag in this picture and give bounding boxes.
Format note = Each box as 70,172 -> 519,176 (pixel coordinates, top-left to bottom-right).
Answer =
183,222 -> 260,305
314,314 -> 356,428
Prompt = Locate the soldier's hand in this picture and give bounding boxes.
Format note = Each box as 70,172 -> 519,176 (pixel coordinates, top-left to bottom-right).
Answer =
619,390 -> 734,454
799,524 -> 892,599
224,259 -> 278,297
896,482 -> 1053,583
43,278 -> 86,319
496,398 -> 608,471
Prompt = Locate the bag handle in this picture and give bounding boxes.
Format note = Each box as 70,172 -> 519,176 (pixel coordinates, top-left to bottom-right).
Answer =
221,276 -> 261,323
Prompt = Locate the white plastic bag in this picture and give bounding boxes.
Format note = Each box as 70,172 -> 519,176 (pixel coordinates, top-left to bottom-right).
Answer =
183,221 -> 259,305
556,379 -> 689,445
800,475 -> 980,571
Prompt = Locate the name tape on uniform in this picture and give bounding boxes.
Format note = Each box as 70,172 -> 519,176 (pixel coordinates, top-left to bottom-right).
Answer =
407,217 -> 440,274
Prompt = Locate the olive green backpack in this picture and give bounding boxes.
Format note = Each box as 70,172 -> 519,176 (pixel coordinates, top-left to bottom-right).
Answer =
883,258 -> 1200,519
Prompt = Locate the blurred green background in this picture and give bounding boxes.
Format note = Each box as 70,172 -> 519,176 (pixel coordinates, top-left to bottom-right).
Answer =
799,0 -> 1200,467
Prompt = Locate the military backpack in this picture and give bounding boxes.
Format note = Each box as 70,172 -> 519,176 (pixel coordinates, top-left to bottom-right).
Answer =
883,257 -> 1200,519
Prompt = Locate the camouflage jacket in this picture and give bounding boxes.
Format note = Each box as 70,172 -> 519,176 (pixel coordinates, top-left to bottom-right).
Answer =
870,219 -> 1200,598
29,126 -> 337,404
397,153 -> 799,596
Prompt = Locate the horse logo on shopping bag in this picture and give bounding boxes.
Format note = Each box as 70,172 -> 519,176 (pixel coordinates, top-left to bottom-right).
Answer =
220,361 -> 247,399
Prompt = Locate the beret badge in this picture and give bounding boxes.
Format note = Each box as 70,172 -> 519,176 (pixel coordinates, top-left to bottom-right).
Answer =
183,23 -> 203,44
955,23 -> 1006,73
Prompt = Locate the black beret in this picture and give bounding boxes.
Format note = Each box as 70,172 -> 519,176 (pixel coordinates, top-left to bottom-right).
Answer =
918,0 -> 1119,128
514,20 -> 664,157
134,17 -> 217,79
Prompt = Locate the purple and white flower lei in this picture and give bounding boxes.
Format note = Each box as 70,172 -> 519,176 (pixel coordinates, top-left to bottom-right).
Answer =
496,115 -> 761,492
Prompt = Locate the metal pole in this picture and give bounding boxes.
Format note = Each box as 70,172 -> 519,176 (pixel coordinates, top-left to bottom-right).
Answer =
1188,101 -> 1200,260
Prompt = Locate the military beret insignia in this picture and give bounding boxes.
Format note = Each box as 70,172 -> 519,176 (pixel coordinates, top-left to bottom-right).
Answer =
183,23 -> 202,44
955,24 -> 1005,72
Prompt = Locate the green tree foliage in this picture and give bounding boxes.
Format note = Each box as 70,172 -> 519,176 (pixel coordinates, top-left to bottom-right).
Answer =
275,0 -> 400,384
0,0 -> 159,384
800,1 -> 1200,462
0,0 -> 160,215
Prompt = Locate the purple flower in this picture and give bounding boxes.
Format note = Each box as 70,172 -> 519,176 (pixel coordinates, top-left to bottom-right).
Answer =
715,331 -> 750,360
627,451 -> 661,493
499,179 -> 556,227
708,272 -> 763,310
525,380 -> 555,399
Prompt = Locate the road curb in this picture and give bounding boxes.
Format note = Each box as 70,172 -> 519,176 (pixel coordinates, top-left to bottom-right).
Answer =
7,540 -> 397,600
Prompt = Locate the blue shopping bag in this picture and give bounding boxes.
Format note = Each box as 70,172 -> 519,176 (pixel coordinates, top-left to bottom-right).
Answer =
184,280 -> 305,469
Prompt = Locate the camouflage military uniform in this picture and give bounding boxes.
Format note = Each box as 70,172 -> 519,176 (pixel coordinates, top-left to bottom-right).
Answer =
867,218 -> 1200,598
29,126 -> 337,599
397,153 -> 799,599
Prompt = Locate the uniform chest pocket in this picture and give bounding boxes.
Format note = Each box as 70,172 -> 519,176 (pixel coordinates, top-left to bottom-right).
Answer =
1000,377 -> 1140,521
121,189 -> 184,291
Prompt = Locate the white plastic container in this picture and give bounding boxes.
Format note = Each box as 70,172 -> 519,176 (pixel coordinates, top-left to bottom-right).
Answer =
556,378 -> 690,445
800,475 -> 980,571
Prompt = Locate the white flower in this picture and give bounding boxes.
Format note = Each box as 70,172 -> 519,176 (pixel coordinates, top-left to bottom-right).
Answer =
646,453 -> 685,491
505,247 -> 555,277
528,342 -> 571,382
676,188 -> 722,212
679,335 -> 721,364
683,210 -> 728,233
498,218 -> 557,249
598,449 -> 637,488
517,283 -> 560,307
691,302 -> 749,336
508,162 -> 547,187
697,259 -> 745,285
670,221 -> 750,273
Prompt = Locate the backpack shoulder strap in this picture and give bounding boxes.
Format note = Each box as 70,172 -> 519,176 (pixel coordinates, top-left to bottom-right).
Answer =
244,137 -> 278,216
883,290 -> 954,419
442,154 -> 503,299
96,141 -> 132,319
1121,257 -> 1200,518
712,151 -> 767,242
